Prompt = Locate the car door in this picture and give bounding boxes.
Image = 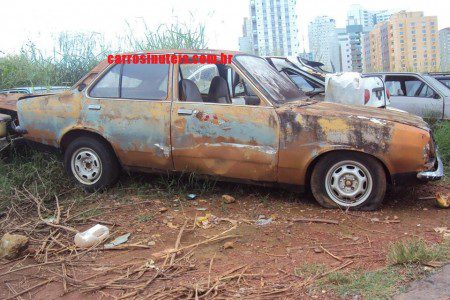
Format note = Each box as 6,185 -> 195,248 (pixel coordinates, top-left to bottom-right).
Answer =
82,62 -> 173,170
385,75 -> 443,117
170,60 -> 279,182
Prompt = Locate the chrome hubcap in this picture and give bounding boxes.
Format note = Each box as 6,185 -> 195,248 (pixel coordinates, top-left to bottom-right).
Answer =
325,160 -> 373,207
71,148 -> 102,185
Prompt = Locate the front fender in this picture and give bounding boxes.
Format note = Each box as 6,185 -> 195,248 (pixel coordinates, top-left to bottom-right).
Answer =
276,107 -> 430,185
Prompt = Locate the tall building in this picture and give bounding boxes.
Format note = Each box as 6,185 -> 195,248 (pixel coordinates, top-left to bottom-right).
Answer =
308,16 -> 340,71
346,24 -> 364,72
439,28 -> 450,71
238,0 -> 299,56
238,18 -> 253,53
363,11 -> 440,72
347,4 -> 374,32
347,5 -> 394,32
337,28 -> 352,72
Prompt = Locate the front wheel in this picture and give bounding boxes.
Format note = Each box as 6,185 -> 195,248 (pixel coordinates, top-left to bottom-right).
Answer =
64,136 -> 120,192
311,152 -> 386,211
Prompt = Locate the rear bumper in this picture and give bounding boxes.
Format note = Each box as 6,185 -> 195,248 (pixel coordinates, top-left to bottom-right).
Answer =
417,151 -> 444,181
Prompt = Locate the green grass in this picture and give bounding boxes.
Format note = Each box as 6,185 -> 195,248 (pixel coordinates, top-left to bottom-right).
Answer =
387,238 -> 448,265
136,214 -> 153,222
320,267 -> 403,299
0,148 -> 74,211
432,121 -> 450,168
296,263 -> 434,299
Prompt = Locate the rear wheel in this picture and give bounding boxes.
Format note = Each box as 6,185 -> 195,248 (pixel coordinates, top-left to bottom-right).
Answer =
64,136 -> 120,192
311,152 -> 386,211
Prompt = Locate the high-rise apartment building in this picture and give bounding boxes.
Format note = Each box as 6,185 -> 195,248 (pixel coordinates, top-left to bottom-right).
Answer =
238,18 -> 253,53
347,4 -> 374,32
347,5 -> 394,32
363,11 -> 440,72
238,0 -> 299,56
337,28 -> 352,72
308,16 -> 340,71
439,28 -> 450,71
346,24 -> 364,72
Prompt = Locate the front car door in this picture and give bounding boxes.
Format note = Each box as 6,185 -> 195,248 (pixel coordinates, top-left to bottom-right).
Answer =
170,55 -> 280,182
385,74 -> 443,118
83,61 -> 173,170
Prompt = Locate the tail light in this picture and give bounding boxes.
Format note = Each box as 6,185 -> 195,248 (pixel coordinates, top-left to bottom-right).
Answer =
364,89 -> 370,104
386,88 -> 390,99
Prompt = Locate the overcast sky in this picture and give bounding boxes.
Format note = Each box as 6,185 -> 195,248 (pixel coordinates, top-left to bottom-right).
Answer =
1,0 -> 449,55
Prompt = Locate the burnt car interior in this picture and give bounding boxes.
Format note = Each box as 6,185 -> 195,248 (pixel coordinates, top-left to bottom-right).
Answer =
178,59 -> 261,106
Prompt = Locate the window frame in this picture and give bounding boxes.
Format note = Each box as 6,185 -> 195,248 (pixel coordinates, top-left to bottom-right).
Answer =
87,62 -> 171,102
385,75 -> 439,99
174,54 -> 272,107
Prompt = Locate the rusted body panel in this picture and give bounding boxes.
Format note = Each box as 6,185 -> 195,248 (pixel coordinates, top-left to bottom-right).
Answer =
0,93 -> 23,112
276,101 -> 431,185
171,102 -> 279,181
12,50 -> 436,189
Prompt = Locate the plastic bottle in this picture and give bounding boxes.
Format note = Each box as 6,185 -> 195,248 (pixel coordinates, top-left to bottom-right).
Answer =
74,224 -> 109,248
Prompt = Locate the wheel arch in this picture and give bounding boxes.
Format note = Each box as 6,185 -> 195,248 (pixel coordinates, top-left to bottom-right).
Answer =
304,149 -> 392,192
59,129 -> 121,166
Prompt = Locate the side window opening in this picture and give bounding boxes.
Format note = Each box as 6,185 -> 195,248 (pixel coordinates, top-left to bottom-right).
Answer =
89,63 -> 169,100
177,57 -> 262,106
385,76 -> 425,98
90,64 -> 121,98
121,64 -> 169,100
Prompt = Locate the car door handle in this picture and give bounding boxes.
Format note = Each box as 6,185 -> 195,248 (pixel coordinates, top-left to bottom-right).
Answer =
177,108 -> 197,115
88,104 -> 101,111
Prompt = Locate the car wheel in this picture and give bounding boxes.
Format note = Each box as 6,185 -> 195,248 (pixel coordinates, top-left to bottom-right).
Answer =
64,136 -> 120,192
311,152 -> 386,211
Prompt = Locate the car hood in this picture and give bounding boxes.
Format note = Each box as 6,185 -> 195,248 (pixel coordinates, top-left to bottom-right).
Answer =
281,101 -> 430,131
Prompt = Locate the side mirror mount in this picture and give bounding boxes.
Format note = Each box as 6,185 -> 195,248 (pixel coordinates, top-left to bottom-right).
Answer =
244,96 -> 261,106
78,83 -> 86,92
433,93 -> 441,100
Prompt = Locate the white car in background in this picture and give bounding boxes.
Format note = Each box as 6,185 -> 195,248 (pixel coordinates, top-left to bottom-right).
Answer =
367,72 -> 450,120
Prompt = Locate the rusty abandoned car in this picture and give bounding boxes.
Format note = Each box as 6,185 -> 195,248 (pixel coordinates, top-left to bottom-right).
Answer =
0,50 -> 444,210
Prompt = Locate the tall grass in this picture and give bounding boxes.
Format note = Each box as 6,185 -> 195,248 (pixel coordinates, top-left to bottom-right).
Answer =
433,121 -> 450,168
0,149 -> 73,211
0,20 -> 208,90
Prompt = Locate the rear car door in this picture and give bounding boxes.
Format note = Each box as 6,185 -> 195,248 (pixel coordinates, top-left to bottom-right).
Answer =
83,62 -> 173,170
385,75 -> 443,118
170,58 -> 279,182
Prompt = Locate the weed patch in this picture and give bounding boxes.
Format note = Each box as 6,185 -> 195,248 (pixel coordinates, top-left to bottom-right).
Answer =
387,238 -> 448,265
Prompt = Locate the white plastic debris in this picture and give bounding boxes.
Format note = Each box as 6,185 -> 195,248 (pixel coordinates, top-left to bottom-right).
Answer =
325,72 -> 387,108
74,224 -> 109,248
104,233 -> 131,249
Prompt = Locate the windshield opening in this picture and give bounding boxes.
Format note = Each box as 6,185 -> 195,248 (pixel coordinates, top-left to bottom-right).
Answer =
233,54 -> 306,104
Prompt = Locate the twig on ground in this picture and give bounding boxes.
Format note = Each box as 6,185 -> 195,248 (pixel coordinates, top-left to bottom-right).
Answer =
291,218 -> 339,225
320,245 -> 343,262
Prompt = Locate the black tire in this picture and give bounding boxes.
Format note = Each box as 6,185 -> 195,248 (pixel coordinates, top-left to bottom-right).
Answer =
64,136 -> 120,192
310,152 -> 386,211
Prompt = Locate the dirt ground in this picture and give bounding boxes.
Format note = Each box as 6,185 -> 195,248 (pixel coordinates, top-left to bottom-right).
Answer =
0,175 -> 449,299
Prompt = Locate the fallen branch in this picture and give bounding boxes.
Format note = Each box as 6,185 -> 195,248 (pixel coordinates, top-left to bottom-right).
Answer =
320,245 -> 343,262
170,220 -> 188,265
291,218 -> 339,225
5,277 -> 54,300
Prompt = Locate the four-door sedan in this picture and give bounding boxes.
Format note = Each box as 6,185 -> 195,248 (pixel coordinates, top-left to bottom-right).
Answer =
367,72 -> 450,120
0,50 -> 443,210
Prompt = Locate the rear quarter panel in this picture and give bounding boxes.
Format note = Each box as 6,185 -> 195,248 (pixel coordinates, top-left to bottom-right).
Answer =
17,91 -> 82,146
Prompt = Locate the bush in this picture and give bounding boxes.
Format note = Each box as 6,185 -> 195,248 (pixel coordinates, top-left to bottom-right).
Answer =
387,238 -> 448,265
433,121 -> 450,167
